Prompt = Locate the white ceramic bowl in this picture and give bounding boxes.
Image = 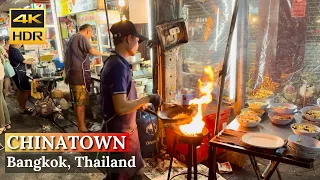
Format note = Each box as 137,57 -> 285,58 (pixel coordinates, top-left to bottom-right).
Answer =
300,106 -> 320,122
237,115 -> 261,128
241,108 -> 265,117
268,112 -> 294,125
291,123 -> 320,137
302,116 -> 320,127
271,103 -> 297,114
247,99 -> 269,110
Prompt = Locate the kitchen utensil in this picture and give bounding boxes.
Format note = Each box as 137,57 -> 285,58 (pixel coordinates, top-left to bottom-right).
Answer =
242,133 -> 285,149
268,112 -> 294,125
145,105 -> 198,124
271,103 -> 297,114
291,123 -> 320,137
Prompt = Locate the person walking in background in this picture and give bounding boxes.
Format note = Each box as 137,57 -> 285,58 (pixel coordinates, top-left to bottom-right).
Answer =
0,48 -> 11,134
64,24 -> 104,133
9,44 -> 36,114
0,36 -> 15,96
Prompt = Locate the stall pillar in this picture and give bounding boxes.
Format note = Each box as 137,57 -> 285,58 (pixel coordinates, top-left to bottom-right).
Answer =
254,0 -> 307,89
156,0 -> 183,103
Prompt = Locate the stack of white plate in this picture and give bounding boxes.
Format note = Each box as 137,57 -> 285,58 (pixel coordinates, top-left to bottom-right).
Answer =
287,134 -> 320,160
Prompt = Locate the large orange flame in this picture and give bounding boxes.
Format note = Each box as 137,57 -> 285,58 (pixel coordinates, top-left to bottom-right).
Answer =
179,66 -> 215,136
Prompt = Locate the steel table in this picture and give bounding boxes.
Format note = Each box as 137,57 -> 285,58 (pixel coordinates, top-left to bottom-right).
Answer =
208,113 -> 315,180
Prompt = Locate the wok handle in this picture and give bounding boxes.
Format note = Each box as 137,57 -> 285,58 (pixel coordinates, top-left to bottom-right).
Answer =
145,109 -> 158,117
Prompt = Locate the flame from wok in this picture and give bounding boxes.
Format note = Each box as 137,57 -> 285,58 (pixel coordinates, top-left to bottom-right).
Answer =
179,66 -> 215,136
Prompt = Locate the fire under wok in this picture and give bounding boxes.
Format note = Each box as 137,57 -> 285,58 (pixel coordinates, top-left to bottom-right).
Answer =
145,105 -> 198,124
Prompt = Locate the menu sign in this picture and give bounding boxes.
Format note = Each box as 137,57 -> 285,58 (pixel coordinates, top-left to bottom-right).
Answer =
77,11 -> 96,26
291,0 -> 306,18
57,0 -> 98,17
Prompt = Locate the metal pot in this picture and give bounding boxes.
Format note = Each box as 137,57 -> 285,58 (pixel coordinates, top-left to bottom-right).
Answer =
181,88 -> 196,105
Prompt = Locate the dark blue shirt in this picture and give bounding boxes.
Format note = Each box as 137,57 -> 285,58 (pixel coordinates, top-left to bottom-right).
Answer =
9,46 -> 25,70
101,52 -> 133,120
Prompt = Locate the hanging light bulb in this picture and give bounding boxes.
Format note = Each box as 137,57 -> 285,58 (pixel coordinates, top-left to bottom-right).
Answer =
121,15 -> 127,21
118,0 -> 125,7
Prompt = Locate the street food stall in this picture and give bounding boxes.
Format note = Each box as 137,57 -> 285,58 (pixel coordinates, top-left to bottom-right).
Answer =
142,0 -> 320,179
14,0 -> 320,178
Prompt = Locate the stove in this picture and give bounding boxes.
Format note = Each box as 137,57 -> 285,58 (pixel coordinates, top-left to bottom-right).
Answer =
167,127 -> 209,180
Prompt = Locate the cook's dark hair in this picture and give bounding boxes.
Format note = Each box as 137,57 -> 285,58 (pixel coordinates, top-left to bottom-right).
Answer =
0,36 -> 5,41
4,36 -> 9,41
79,24 -> 92,31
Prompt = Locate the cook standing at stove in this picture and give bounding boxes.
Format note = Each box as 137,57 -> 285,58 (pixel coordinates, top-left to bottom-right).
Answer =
64,24 -> 104,133
100,20 -> 162,180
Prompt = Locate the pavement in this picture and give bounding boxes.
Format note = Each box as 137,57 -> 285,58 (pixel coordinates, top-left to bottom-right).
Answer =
0,95 -> 319,180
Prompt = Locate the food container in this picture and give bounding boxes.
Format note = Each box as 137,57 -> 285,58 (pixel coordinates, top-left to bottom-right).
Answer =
291,123 -> 320,137
181,88 -> 196,105
145,83 -> 153,94
95,64 -> 103,75
236,115 -> 261,128
268,112 -> 294,125
247,99 -> 269,110
271,103 -> 297,114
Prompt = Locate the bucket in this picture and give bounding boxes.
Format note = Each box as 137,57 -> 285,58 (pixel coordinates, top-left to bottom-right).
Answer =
53,58 -> 64,71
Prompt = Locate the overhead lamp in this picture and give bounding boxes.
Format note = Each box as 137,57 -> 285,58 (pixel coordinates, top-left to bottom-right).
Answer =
118,0 -> 125,7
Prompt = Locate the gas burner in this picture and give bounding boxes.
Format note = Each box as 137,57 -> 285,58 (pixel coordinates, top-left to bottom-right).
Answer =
174,127 -> 209,146
167,127 -> 210,180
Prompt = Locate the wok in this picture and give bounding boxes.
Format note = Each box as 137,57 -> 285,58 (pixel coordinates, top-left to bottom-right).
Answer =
145,105 -> 197,124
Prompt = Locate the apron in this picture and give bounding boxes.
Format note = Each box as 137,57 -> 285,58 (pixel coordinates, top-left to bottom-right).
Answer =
12,63 -> 28,91
101,53 -> 143,180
